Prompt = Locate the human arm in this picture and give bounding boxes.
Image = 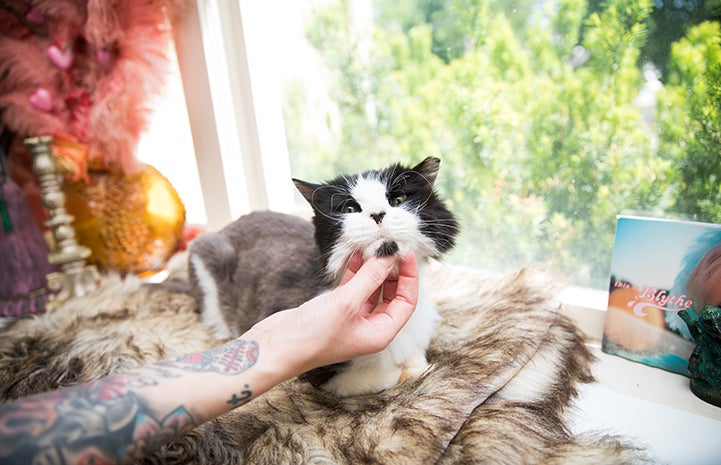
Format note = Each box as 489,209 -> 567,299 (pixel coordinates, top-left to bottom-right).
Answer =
0,252 -> 418,465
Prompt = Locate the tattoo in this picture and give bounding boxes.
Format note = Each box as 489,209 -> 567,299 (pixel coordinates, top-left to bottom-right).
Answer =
119,406 -> 194,462
161,339 -> 259,375
0,377 -> 192,464
0,339 -> 259,464
227,384 -> 253,406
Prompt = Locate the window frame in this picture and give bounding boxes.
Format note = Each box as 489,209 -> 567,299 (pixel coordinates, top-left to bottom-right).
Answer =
171,0 -> 609,340
172,0 -> 296,232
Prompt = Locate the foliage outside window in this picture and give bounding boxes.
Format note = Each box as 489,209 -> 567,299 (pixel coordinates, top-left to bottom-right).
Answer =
281,0 -> 721,289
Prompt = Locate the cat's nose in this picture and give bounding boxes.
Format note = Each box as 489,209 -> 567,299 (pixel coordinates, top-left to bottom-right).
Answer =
370,212 -> 386,224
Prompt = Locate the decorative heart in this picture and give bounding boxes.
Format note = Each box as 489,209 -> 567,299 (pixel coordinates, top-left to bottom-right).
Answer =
47,45 -> 74,70
25,7 -> 44,25
29,88 -> 54,112
96,49 -> 111,68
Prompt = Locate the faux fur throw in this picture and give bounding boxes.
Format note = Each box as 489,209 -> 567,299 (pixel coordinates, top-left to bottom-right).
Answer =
0,262 -> 652,464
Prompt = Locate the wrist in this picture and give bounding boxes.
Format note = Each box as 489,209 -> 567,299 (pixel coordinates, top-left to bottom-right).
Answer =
242,313 -> 312,387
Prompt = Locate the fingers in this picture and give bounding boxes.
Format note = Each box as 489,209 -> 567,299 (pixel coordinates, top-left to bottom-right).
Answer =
381,251 -> 417,303
365,252 -> 419,340
384,252 -> 419,311
337,251 -> 418,316
339,253 -> 364,286
339,255 -> 395,308
392,251 -> 419,304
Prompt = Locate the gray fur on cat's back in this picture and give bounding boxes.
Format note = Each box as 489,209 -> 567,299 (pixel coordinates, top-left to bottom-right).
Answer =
188,211 -> 328,338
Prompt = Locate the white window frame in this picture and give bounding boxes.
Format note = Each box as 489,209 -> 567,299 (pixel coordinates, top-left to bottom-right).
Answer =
166,2 -> 721,433
171,0 -> 609,340
172,0 -> 295,232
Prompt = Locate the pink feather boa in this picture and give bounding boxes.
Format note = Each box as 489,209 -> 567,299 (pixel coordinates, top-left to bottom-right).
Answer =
0,0 -> 192,175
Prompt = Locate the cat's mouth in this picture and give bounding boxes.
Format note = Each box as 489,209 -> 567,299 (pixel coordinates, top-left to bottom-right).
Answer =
375,240 -> 399,257
356,239 -> 406,278
354,240 -> 403,279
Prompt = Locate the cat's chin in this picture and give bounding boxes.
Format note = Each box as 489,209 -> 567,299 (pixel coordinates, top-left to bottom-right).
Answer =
361,239 -> 407,261
375,240 -> 399,257
356,240 -> 403,279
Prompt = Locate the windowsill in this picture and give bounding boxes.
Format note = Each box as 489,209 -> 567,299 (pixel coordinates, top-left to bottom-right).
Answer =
559,286 -> 721,464
570,348 -> 721,464
559,285 -> 609,343
559,285 -> 720,419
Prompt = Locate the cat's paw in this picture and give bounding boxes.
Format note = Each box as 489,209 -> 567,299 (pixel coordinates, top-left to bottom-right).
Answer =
398,358 -> 431,383
322,366 -> 405,397
321,357 -> 430,397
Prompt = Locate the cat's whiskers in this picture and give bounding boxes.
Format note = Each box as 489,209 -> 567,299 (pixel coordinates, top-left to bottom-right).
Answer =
406,229 -> 442,257
325,240 -> 368,281
420,218 -> 460,229
308,185 -> 348,222
331,193 -> 353,213
387,172 -> 410,191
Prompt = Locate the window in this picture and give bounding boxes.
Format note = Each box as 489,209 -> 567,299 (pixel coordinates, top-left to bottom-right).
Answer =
167,0 -> 721,292
136,43 -> 205,226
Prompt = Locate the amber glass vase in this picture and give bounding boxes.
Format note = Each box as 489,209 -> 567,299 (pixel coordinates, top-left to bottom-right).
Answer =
63,164 -> 185,274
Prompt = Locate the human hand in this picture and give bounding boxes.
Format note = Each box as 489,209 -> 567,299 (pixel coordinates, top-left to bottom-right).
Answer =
318,251 -> 419,359
247,251 -> 419,378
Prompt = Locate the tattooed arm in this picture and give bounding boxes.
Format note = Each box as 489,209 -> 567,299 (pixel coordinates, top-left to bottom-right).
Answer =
0,252 -> 418,465
0,339 -> 262,465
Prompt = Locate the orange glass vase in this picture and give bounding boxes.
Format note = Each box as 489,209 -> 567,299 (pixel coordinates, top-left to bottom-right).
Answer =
63,164 -> 186,274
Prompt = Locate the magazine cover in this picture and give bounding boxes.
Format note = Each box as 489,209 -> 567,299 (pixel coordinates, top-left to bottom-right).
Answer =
602,215 -> 721,376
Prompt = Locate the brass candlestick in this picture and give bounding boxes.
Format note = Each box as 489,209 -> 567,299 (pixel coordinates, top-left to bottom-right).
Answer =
25,135 -> 99,309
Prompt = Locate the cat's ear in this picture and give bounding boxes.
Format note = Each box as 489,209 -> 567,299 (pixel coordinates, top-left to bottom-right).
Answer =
293,179 -> 320,206
412,157 -> 441,186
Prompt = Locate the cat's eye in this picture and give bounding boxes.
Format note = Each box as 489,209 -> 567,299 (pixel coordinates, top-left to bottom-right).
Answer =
389,193 -> 408,206
339,201 -> 360,214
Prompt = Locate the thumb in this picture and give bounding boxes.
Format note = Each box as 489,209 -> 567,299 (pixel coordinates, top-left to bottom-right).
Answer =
339,255 -> 395,306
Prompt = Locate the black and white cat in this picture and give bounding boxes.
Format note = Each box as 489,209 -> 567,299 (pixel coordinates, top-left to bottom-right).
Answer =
188,157 -> 459,396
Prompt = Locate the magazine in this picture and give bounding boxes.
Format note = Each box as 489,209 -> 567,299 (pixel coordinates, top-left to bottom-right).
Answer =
602,215 -> 721,376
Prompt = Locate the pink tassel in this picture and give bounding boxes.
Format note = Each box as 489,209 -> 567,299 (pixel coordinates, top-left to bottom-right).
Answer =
0,39 -> 57,93
0,0 -> 193,174
85,0 -> 125,49
0,95 -> 66,136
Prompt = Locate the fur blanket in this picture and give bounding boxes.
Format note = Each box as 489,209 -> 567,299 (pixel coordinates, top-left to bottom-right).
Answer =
0,262 -> 653,464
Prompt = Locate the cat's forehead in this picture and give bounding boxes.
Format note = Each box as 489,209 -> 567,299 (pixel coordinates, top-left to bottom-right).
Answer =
350,174 -> 388,203
324,163 -> 420,198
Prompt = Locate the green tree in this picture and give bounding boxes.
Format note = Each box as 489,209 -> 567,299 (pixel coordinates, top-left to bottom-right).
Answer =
286,0 -> 719,288
588,0 -> 721,74
661,21 -> 721,221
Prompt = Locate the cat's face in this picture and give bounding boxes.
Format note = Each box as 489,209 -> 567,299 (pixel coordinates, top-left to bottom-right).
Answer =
294,157 -> 459,279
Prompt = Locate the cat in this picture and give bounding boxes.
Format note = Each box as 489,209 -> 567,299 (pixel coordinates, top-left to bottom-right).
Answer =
188,156 -> 459,396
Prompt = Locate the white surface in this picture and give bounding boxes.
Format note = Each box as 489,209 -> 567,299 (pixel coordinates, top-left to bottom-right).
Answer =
570,349 -> 721,465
